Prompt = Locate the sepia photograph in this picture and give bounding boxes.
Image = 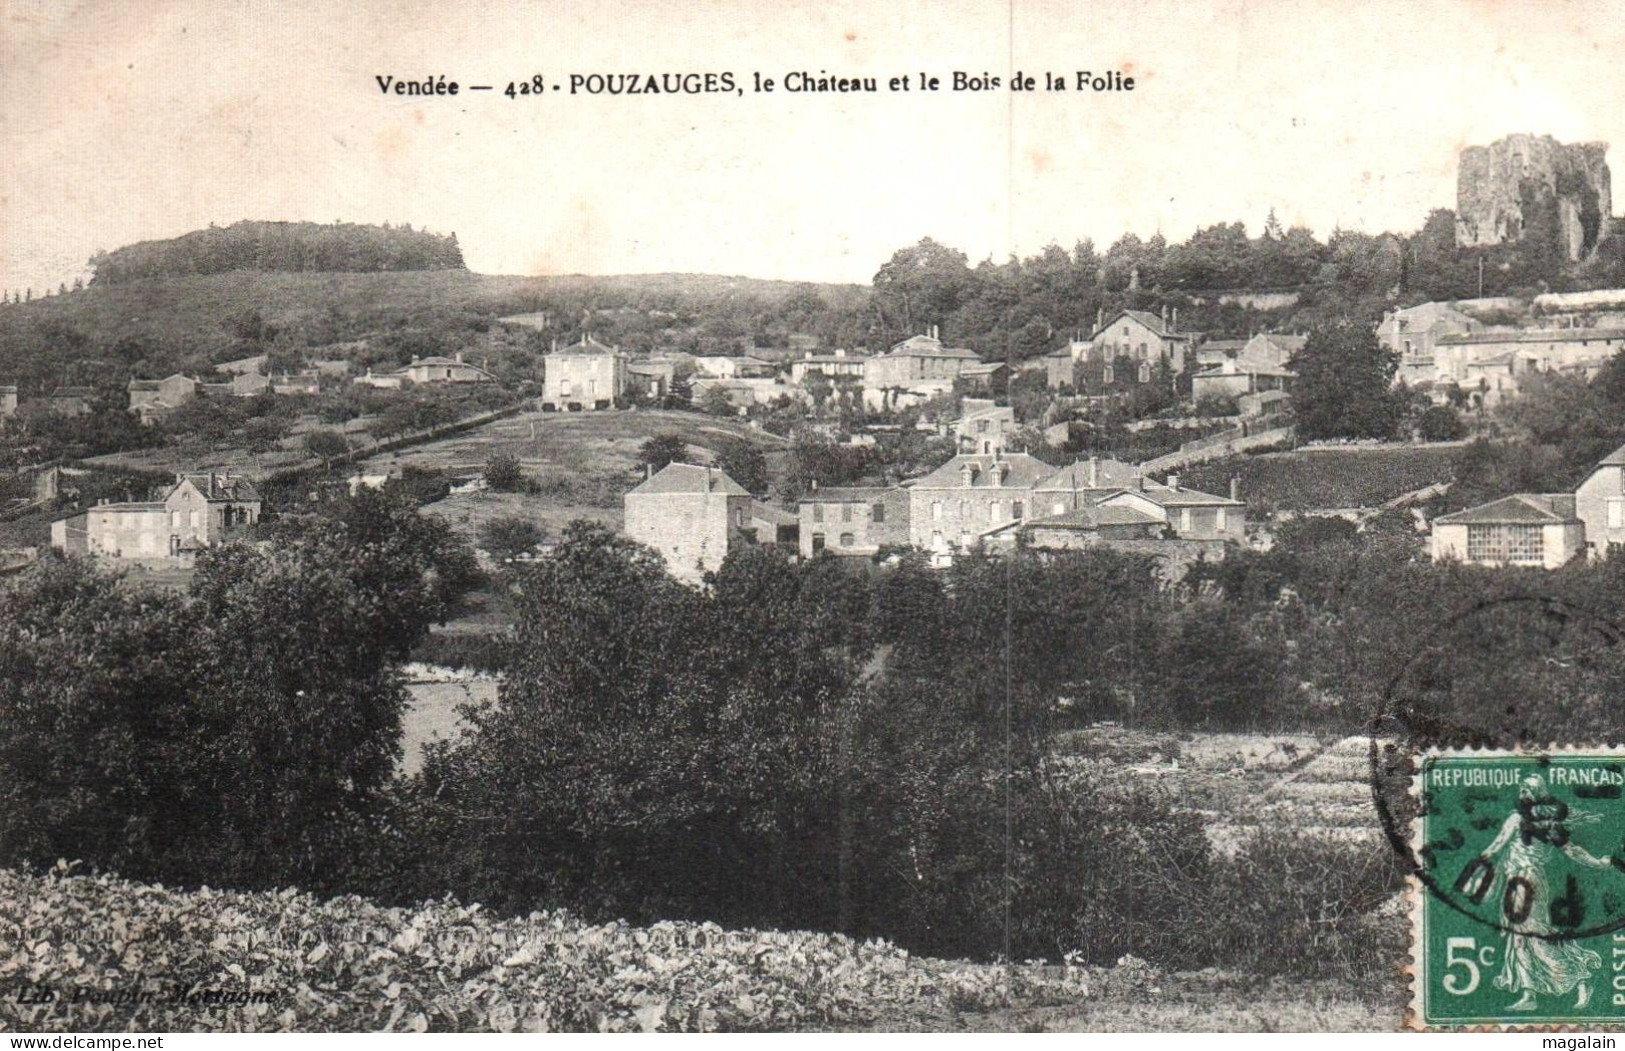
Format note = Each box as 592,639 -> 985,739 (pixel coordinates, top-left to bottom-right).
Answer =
4,0 -> 1625,1036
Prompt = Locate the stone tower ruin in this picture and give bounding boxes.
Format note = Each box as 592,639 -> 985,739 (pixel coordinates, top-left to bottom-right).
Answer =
1455,134 -> 1612,261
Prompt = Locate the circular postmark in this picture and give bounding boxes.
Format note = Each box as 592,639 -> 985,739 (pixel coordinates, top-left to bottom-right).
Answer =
1370,593 -> 1625,940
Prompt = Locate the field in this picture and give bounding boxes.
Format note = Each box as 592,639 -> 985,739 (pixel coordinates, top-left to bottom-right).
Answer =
380,407 -> 786,550
1179,445 -> 1461,512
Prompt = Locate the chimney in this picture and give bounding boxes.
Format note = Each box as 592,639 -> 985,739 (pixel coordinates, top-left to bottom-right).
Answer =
551,338 -> 558,353
707,465 -> 715,491
1230,475 -> 1240,502
1162,304 -> 1169,329
811,479 -> 818,491
455,351 -> 464,364
1088,455 -> 1098,488
1171,307 -> 1178,332
645,462 -> 653,479
1167,473 -> 1180,490
1096,307 -> 1104,332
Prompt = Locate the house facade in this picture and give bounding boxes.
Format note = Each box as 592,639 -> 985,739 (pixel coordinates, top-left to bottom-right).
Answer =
952,400 -> 1017,454
626,358 -> 676,400
798,486 -> 910,558
51,472 -> 262,562
623,462 -> 753,583
864,330 -> 982,392
48,388 -> 94,416
789,350 -> 868,385
905,451 -> 1056,553
1088,309 -> 1194,375
1429,494 -> 1584,568
1574,443 -> 1625,557
1032,457 -> 1144,516
543,337 -> 628,410
399,353 -> 497,385
1097,475 -> 1246,543
1435,328 -> 1625,406
1378,302 -> 1479,385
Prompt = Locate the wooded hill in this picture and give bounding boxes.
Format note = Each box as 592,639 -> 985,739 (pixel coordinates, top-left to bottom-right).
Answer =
87,221 -> 466,285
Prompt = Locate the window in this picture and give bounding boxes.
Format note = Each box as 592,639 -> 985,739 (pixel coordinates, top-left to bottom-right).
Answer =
1138,342 -> 1147,358
1122,326 -> 1129,336
811,534 -> 825,552
1179,508 -> 1191,532
189,510 -> 200,529
1052,501 -> 1066,515
977,420 -> 988,433
841,504 -> 852,522
872,502 -> 885,523
1103,365 -> 1114,385
171,510 -> 182,528
1139,362 -> 1151,383
813,505 -> 824,523
1609,500 -> 1623,529
1216,508 -> 1227,531
1466,524 -> 1544,565
1013,500 -> 1024,520
840,533 -> 855,547
989,502 -> 1000,523
931,501 -> 943,522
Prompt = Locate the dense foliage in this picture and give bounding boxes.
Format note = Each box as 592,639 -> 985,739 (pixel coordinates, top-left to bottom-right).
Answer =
88,222 -> 465,285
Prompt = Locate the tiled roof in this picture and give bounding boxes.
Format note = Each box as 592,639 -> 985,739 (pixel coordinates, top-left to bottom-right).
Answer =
751,501 -> 799,526
627,462 -> 751,497
910,452 -> 1055,490
885,335 -> 981,360
1433,494 -> 1577,525
1113,481 -> 1243,508
127,379 -> 161,391
1035,458 -> 1142,491
1026,504 -> 1163,530
176,473 -> 261,502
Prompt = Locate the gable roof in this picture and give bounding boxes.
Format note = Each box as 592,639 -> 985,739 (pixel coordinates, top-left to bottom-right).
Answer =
751,500 -> 799,526
1597,442 -> 1625,467
1035,458 -> 1143,491
1432,493 -> 1578,525
173,473 -> 261,503
910,452 -> 1056,490
800,486 -> 891,503
1436,328 -> 1625,346
627,461 -> 750,497
1095,309 -> 1192,341
127,379 -> 162,391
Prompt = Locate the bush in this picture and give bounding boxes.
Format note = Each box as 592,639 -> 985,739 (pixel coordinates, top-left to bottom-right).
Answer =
478,516 -> 543,560
1418,405 -> 1465,442
483,452 -> 523,492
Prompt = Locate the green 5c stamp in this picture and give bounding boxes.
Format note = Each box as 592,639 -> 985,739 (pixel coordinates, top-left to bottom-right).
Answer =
1413,750 -> 1625,1027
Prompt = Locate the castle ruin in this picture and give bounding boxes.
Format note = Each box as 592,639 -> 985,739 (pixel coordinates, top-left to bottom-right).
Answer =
1456,134 -> 1613,261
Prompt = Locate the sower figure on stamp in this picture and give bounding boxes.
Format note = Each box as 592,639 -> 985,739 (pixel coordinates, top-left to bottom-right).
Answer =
1475,774 -> 1612,1011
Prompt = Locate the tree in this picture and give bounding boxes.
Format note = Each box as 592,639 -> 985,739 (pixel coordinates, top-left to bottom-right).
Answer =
1289,321 -> 1404,440
1417,405 -> 1465,442
245,416 -> 289,455
305,429 -> 350,467
638,433 -> 687,473
701,385 -> 737,416
483,451 -> 523,492
714,438 -> 769,496
478,515 -> 544,561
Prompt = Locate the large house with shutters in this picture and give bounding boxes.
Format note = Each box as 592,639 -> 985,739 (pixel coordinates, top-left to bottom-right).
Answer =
543,337 -> 628,411
904,451 -> 1058,555
51,472 -> 262,562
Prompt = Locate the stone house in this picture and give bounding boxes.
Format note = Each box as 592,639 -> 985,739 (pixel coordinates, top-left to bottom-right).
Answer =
1096,474 -> 1245,543
626,358 -> 676,400
48,387 -> 95,417
1378,302 -> 1479,385
905,451 -> 1056,554
864,329 -> 983,396
952,400 -> 1017,454
623,462 -> 753,583
1031,456 -> 1144,517
695,355 -> 777,380
1429,494 -> 1585,568
543,337 -> 627,411
1088,309 -> 1194,375
1572,443 -> 1625,558
798,486 -> 910,558
127,374 -> 199,419
1437,328 -> 1625,407
399,353 -> 497,385
51,472 -> 262,562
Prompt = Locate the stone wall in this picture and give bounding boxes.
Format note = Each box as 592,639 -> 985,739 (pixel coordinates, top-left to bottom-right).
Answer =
1456,135 -> 1612,261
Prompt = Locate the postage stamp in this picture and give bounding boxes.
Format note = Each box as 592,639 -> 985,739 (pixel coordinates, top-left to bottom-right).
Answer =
1411,749 -> 1625,1028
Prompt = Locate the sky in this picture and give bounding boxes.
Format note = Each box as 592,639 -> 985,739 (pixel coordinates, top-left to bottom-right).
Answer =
3,0 -> 1624,293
